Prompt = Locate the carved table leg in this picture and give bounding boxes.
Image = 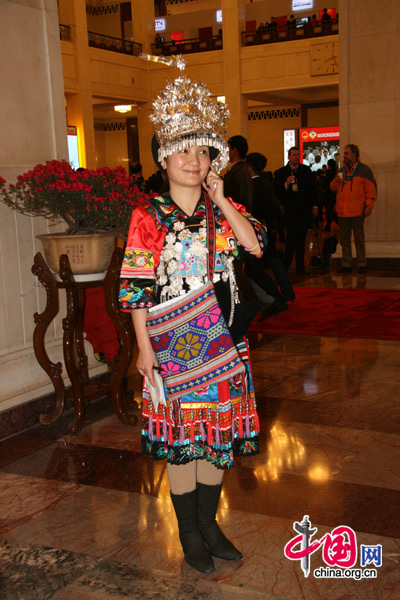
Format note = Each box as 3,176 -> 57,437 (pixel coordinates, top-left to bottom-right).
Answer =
31,253 -> 66,425
59,255 -> 86,434
76,288 -> 90,384
104,248 -> 137,427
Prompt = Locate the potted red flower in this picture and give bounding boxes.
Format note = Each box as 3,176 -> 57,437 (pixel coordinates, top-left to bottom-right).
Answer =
0,160 -> 147,276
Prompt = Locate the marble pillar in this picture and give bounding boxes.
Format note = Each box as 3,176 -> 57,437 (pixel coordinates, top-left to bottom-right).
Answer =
131,0 -> 156,55
0,0 -> 106,414
339,0 -> 400,246
66,0 -> 96,169
221,0 -> 248,136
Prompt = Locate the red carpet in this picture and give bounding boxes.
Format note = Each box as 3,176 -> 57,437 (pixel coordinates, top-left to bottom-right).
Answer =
251,287 -> 400,340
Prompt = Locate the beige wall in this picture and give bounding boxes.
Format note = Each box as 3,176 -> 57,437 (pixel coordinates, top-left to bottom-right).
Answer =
247,109 -> 302,173
307,105 -> 339,128
87,8 -> 122,38
89,49 -> 149,102
240,38 -> 338,96
58,0 -> 75,25
94,121 -> 129,171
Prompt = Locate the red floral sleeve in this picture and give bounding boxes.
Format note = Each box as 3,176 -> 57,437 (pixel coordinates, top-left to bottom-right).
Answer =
119,204 -> 166,312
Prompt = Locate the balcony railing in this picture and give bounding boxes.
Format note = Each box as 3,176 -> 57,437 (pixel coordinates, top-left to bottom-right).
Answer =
151,35 -> 222,57
166,0 -> 197,4
59,24 -> 71,42
242,22 -> 338,47
88,31 -> 142,56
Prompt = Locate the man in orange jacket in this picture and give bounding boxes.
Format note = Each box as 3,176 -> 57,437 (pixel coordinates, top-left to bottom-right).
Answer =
330,144 -> 377,274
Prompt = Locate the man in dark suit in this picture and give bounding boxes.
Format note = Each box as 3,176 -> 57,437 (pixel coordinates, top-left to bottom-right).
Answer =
244,153 -> 295,310
223,135 -> 252,211
224,136 -> 275,318
274,146 -> 318,274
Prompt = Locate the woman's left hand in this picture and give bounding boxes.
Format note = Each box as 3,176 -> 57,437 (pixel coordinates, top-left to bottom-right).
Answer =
202,165 -> 260,254
202,168 -> 226,207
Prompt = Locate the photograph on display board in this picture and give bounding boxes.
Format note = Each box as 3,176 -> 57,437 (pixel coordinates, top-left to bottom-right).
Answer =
299,126 -> 340,170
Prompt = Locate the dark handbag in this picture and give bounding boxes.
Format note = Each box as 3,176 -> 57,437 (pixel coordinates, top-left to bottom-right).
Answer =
207,196 -> 261,342
322,235 -> 338,256
214,279 -> 260,343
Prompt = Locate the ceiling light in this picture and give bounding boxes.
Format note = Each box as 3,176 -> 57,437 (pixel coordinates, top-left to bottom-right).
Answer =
114,105 -> 132,113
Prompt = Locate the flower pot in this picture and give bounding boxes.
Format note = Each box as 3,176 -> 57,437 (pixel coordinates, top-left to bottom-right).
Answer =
36,232 -> 116,281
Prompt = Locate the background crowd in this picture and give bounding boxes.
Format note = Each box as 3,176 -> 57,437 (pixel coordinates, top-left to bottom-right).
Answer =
129,133 -> 376,318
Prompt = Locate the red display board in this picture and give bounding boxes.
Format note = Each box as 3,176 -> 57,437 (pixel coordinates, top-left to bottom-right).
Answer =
171,31 -> 185,44
299,126 -> 340,164
275,15 -> 288,29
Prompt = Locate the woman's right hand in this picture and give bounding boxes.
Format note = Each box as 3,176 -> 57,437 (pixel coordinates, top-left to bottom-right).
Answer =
136,345 -> 159,387
131,308 -> 159,386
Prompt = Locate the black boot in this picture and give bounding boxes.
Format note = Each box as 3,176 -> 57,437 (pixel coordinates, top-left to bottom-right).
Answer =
170,489 -> 215,573
197,483 -> 243,560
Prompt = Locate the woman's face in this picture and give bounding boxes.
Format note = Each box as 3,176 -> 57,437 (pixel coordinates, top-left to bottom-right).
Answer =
164,145 -> 210,190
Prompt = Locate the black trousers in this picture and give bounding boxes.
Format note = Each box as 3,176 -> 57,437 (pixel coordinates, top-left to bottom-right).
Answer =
284,219 -> 309,272
324,194 -> 338,227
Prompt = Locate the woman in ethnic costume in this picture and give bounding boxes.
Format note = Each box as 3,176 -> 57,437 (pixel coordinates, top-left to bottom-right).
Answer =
119,55 -> 267,573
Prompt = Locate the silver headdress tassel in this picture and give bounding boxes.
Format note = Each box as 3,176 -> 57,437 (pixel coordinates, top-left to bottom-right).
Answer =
140,53 -> 230,173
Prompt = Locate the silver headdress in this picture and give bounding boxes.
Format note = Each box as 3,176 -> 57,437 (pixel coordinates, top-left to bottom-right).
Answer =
140,53 -> 230,173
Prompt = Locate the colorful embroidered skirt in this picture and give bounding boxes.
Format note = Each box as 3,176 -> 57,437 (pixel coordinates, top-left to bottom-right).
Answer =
141,339 -> 259,469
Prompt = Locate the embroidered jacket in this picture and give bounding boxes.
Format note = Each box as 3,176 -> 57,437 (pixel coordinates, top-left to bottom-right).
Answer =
119,192 -> 267,312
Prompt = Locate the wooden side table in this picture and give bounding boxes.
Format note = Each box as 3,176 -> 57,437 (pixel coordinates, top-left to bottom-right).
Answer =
31,248 -> 137,434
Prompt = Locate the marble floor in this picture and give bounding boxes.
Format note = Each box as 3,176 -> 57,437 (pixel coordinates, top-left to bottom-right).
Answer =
0,266 -> 399,600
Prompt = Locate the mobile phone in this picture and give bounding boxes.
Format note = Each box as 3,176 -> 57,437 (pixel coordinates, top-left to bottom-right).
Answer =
204,166 -> 212,189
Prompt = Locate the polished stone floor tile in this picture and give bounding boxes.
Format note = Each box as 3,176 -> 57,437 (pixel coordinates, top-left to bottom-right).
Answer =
0,473 -> 80,536
21,395 -> 116,442
0,441 -> 142,487
0,537 -> 268,600
5,484 -> 174,558
97,454 -> 171,498
221,467 -> 400,538
245,421 -> 400,490
256,395 -> 400,435
60,414 -> 141,453
302,275 -> 400,290
0,435 -> 51,468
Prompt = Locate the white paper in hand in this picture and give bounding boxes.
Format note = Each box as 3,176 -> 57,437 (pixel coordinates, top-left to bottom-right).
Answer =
145,370 -> 167,411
